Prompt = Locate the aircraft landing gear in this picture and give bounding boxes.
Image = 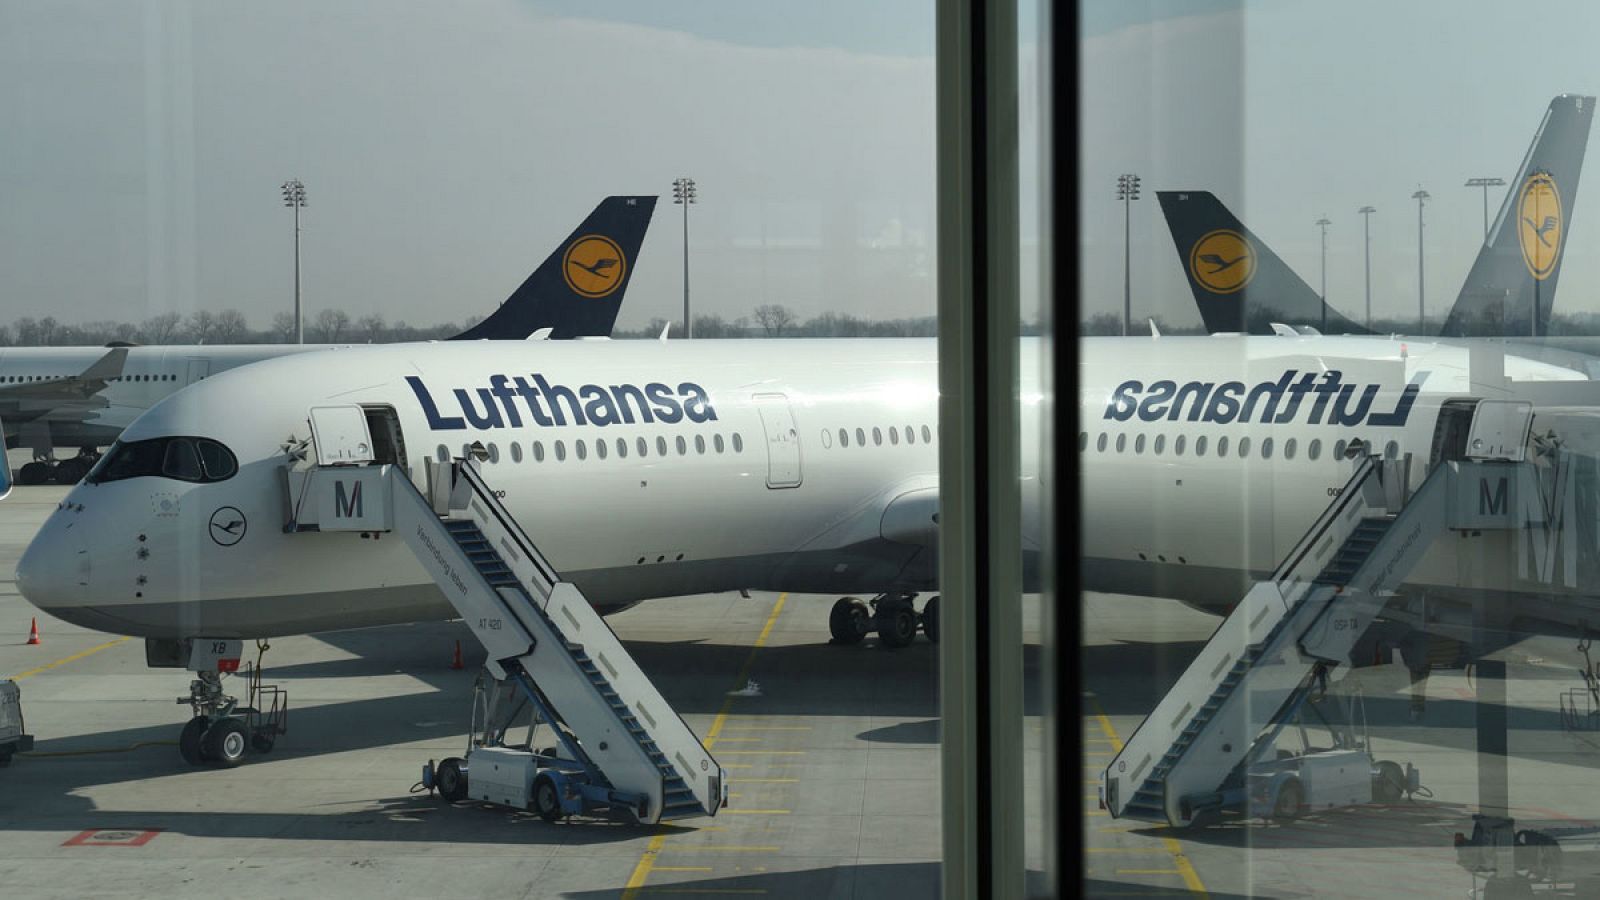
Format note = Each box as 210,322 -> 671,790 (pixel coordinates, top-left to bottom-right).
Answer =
829,597 -> 871,645
12,448 -> 100,486
174,640 -> 287,768
876,593 -> 919,649
830,593 -> 941,648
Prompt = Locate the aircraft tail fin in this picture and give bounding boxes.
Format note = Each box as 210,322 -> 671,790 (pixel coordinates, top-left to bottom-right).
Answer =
1442,94 -> 1595,336
1156,191 -> 1369,334
450,195 -> 657,341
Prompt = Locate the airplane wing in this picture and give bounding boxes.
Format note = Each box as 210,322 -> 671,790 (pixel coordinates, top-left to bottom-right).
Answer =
0,347 -> 127,413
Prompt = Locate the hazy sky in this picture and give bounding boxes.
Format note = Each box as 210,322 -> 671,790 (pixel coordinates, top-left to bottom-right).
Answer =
1081,0 -> 1600,329
0,1 -> 961,333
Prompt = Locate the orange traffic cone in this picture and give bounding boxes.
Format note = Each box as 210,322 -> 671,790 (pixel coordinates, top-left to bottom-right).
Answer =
26,618 -> 40,645
450,640 -> 464,670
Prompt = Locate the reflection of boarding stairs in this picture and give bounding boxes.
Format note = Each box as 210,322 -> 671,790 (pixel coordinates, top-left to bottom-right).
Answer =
1102,446 -> 1542,827
285,420 -> 724,824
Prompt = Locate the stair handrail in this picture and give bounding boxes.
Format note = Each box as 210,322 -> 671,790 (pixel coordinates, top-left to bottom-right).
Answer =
1270,455 -> 1384,585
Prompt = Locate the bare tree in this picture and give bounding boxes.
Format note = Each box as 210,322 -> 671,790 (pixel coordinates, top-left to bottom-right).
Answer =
141,312 -> 182,344
36,316 -> 59,346
753,304 -> 796,337
214,310 -> 249,343
112,322 -> 139,344
186,310 -> 217,344
358,314 -> 387,343
0,325 -> 12,346
691,313 -> 737,338
314,308 -> 350,343
13,318 -> 39,345
271,312 -> 296,343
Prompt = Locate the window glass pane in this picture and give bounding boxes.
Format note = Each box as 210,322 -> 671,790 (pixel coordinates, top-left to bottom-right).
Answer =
162,439 -> 203,481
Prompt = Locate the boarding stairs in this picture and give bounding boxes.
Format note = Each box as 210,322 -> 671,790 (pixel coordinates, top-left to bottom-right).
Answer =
283,411 -> 724,824
1101,441 -> 1542,827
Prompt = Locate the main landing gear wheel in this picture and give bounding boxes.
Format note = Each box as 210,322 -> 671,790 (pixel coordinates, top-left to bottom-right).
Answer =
877,596 -> 918,649
178,716 -> 209,766
436,757 -> 469,803
532,772 -> 562,823
202,718 -> 249,768
921,595 -> 940,644
1272,778 -> 1303,821
17,462 -> 49,486
829,597 -> 871,645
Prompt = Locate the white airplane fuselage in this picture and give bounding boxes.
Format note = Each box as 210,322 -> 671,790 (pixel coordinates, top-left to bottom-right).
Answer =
18,339 -> 1045,639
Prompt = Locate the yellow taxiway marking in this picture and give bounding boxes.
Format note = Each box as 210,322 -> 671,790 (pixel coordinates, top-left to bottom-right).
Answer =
622,593 -> 789,900
1089,697 -> 1209,898
1117,869 -> 1183,876
640,891 -> 766,896
711,737 -> 767,743
651,867 -> 714,873
722,725 -> 812,730
658,845 -> 783,853
8,635 -> 130,682
1085,847 -> 1174,854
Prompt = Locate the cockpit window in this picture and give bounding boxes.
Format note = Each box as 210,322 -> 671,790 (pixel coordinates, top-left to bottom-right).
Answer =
86,437 -> 239,485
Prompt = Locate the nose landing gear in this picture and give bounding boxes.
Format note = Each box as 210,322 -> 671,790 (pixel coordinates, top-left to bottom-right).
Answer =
174,639 -> 287,768
828,593 -> 941,648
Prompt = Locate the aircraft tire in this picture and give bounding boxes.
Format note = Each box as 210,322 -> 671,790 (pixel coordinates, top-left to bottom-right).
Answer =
828,597 -> 870,645
437,757 -> 469,803
877,600 -> 917,649
1272,778 -> 1303,821
532,772 -> 562,823
922,595 -> 940,644
17,462 -> 49,486
178,716 -> 209,766
203,718 -> 249,768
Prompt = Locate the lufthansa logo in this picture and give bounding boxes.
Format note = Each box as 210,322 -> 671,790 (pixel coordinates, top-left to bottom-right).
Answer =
1518,172 -> 1562,280
1188,230 -> 1256,294
208,506 -> 246,547
562,235 -> 627,299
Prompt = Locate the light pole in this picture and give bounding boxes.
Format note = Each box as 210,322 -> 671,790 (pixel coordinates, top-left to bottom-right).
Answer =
1358,205 -> 1376,330
1116,173 -> 1140,335
672,177 -> 697,338
281,179 -> 307,344
1464,176 -> 1505,239
1411,188 -> 1429,332
1315,216 -> 1331,332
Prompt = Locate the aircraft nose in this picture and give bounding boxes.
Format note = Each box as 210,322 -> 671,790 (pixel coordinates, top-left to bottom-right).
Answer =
16,505 -> 92,615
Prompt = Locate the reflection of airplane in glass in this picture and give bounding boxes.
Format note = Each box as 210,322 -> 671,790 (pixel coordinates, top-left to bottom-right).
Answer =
1159,95 -> 1595,337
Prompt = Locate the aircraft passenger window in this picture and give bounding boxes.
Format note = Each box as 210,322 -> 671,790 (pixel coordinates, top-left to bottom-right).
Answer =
637,437 -> 649,457
576,440 -> 588,461
1096,433 -> 1107,452
856,427 -> 866,446
1134,434 -> 1145,454
1284,438 -> 1296,460
533,442 -> 546,462
695,435 -> 706,454
1216,436 -> 1230,457
657,436 -> 669,456
196,440 -> 237,480
905,426 -> 915,444
873,427 -> 882,446
436,444 -> 449,463
1309,439 -> 1321,460
1114,434 -> 1126,453
616,438 -> 628,458
1153,435 -> 1165,455
714,434 -> 725,453
1174,435 -> 1185,455
889,427 -> 899,446
840,429 -> 850,447
511,442 -> 523,463
487,443 -> 501,464
676,436 -> 688,455
1333,440 -> 1346,459
821,429 -> 832,449
596,439 -> 607,460
555,441 -> 566,461
1261,438 -> 1273,459
1385,440 -> 1399,460
1237,437 -> 1250,458
1078,432 -> 1087,451
1195,436 -> 1207,456
733,433 -> 744,453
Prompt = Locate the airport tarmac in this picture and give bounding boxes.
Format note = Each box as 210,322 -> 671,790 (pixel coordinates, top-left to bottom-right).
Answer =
1083,592 -> 1600,899
0,485 -> 959,899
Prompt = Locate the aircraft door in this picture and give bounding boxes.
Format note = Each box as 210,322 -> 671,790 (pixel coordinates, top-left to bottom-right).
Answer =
753,393 -> 802,489
184,357 -> 211,386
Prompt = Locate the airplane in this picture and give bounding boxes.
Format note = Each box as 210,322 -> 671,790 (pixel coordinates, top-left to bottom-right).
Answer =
1,195 -> 657,485
1158,94 -> 1595,336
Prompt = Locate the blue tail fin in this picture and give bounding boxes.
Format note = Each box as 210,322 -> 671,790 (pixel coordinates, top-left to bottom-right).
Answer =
1441,94 -> 1595,336
451,196 -> 657,340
